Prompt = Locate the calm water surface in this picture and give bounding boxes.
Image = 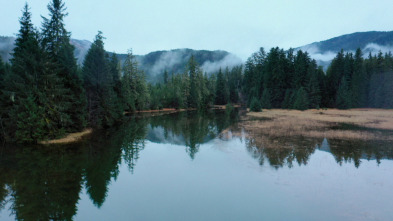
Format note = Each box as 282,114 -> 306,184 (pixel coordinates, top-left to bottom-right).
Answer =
1,110 -> 393,221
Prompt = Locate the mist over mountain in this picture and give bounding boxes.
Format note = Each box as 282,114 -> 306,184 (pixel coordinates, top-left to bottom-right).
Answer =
0,36 -> 242,82
298,31 -> 393,68
2,31 -> 393,79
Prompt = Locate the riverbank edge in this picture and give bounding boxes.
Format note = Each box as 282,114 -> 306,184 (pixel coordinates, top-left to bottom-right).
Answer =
38,105 -> 241,145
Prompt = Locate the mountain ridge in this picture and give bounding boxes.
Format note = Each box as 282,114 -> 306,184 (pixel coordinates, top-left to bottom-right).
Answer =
0,36 -> 242,82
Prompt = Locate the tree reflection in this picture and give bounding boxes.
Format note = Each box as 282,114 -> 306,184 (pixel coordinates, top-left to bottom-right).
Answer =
3,146 -> 84,220
148,110 -> 239,159
244,131 -> 393,169
245,136 -> 321,169
0,110 -> 235,219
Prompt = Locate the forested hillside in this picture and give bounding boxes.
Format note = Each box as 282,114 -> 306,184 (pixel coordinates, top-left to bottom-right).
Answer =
0,0 -> 392,144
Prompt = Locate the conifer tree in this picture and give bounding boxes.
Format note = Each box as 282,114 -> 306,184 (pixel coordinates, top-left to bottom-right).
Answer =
293,87 -> 309,110
336,76 -> 351,109
215,68 -> 229,105
122,50 -> 138,112
83,32 -> 122,127
41,0 -> 86,131
261,88 -> 272,109
187,56 -> 201,108
4,4 -> 49,142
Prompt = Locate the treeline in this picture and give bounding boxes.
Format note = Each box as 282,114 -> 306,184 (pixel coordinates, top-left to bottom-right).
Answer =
0,1 -> 242,144
244,47 -> 393,111
149,61 -> 242,110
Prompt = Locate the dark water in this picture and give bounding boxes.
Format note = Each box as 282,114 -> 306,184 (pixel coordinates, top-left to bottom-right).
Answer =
1,110 -> 393,221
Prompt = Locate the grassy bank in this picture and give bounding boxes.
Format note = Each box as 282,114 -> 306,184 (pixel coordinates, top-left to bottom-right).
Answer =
241,109 -> 393,141
38,128 -> 93,145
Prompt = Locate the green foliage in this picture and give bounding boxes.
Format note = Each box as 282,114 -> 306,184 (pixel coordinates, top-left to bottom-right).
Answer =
83,32 -> 123,128
249,97 -> 262,112
215,68 -> 229,105
261,88 -> 272,109
293,87 -> 309,110
281,89 -> 295,109
13,95 -> 46,143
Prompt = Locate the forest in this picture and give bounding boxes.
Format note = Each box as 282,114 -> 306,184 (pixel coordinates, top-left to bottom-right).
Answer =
0,0 -> 392,143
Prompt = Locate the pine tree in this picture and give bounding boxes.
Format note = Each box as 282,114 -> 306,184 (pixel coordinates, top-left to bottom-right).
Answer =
187,56 -> 201,108
215,68 -> 229,105
336,76 -> 351,109
307,67 -> 321,109
249,97 -> 262,112
261,88 -> 272,109
83,32 -> 122,127
41,0 -> 86,131
350,48 -> 367,107
122,50 -> 138,112
3,4 -> 50,142
293,87 -> 309,110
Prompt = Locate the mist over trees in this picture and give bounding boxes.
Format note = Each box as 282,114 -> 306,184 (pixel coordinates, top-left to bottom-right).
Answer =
0,0 -> 392,144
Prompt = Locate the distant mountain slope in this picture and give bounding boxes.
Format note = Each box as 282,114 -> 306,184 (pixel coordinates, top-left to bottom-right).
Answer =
130,49 -> 242,82
0,36 -> 242,82
298,31 -> 393,68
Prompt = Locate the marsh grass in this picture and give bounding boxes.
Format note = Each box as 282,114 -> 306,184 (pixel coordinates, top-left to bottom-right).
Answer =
39,128 -> 93,145
242,109 -> 393,141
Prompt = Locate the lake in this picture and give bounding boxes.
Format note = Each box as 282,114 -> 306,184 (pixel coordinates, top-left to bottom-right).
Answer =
1,110 -> 393,221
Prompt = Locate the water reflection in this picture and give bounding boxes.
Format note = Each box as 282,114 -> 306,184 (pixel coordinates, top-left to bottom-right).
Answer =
0,110 -> 238,220
0,109 -> 392,220
244,134 -> 393,169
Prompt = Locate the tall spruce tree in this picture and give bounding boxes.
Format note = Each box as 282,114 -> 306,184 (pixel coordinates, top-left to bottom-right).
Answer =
83,32 -> 122,128
41,0 -> 86,132
215,68 -> 229,105
122,50 -> 138,112
3,4 -> 48,142
187,56 -> 201,108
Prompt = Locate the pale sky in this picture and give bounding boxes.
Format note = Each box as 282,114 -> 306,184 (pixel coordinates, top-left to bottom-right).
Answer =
1,0 -> 393,60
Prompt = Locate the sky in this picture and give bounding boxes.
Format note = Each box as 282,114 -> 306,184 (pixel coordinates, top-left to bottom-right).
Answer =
1,0 -> 393,60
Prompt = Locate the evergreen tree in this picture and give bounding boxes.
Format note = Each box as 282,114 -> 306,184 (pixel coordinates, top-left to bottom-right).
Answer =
350,48 -> 367,107
187,56 -> 201,108
215,68 -> 229,105
3,4 -> 50,142
122,50 -> 138,112
281,89 -> 295,109
41,0 -> 86,131
307,64 -> 322,109
260,88 -> 272,109
83,32 -> 122,127
249,97 -> 262,112
336,76 -> 351,109
293,87 -> 309,110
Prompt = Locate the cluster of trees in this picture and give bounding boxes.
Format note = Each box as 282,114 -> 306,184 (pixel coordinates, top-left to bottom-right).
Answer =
0,0 -> 242,144
243,47 -> 393,111
0,1 -> 150,143
2,1 -> 393,144
148,60 -> 242,110
244,47 -> 325,111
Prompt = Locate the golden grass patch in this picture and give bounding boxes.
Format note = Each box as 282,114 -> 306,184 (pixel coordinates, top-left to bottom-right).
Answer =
39,128 -> 93,145
242,109 -> 393,141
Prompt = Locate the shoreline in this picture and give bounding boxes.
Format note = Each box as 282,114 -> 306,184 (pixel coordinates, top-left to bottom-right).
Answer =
240,108 -> 393,141
38,128 -> 93,145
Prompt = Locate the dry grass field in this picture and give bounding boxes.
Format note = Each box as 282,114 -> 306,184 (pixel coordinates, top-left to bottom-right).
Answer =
241,109 -> 393,141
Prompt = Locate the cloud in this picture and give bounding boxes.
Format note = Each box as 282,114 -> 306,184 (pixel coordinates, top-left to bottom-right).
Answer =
363,43 -> 393,55
0,36 -> 16,61
200,54 -> 243,74
148,50 -> 185,77
298,44 -> 337,62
